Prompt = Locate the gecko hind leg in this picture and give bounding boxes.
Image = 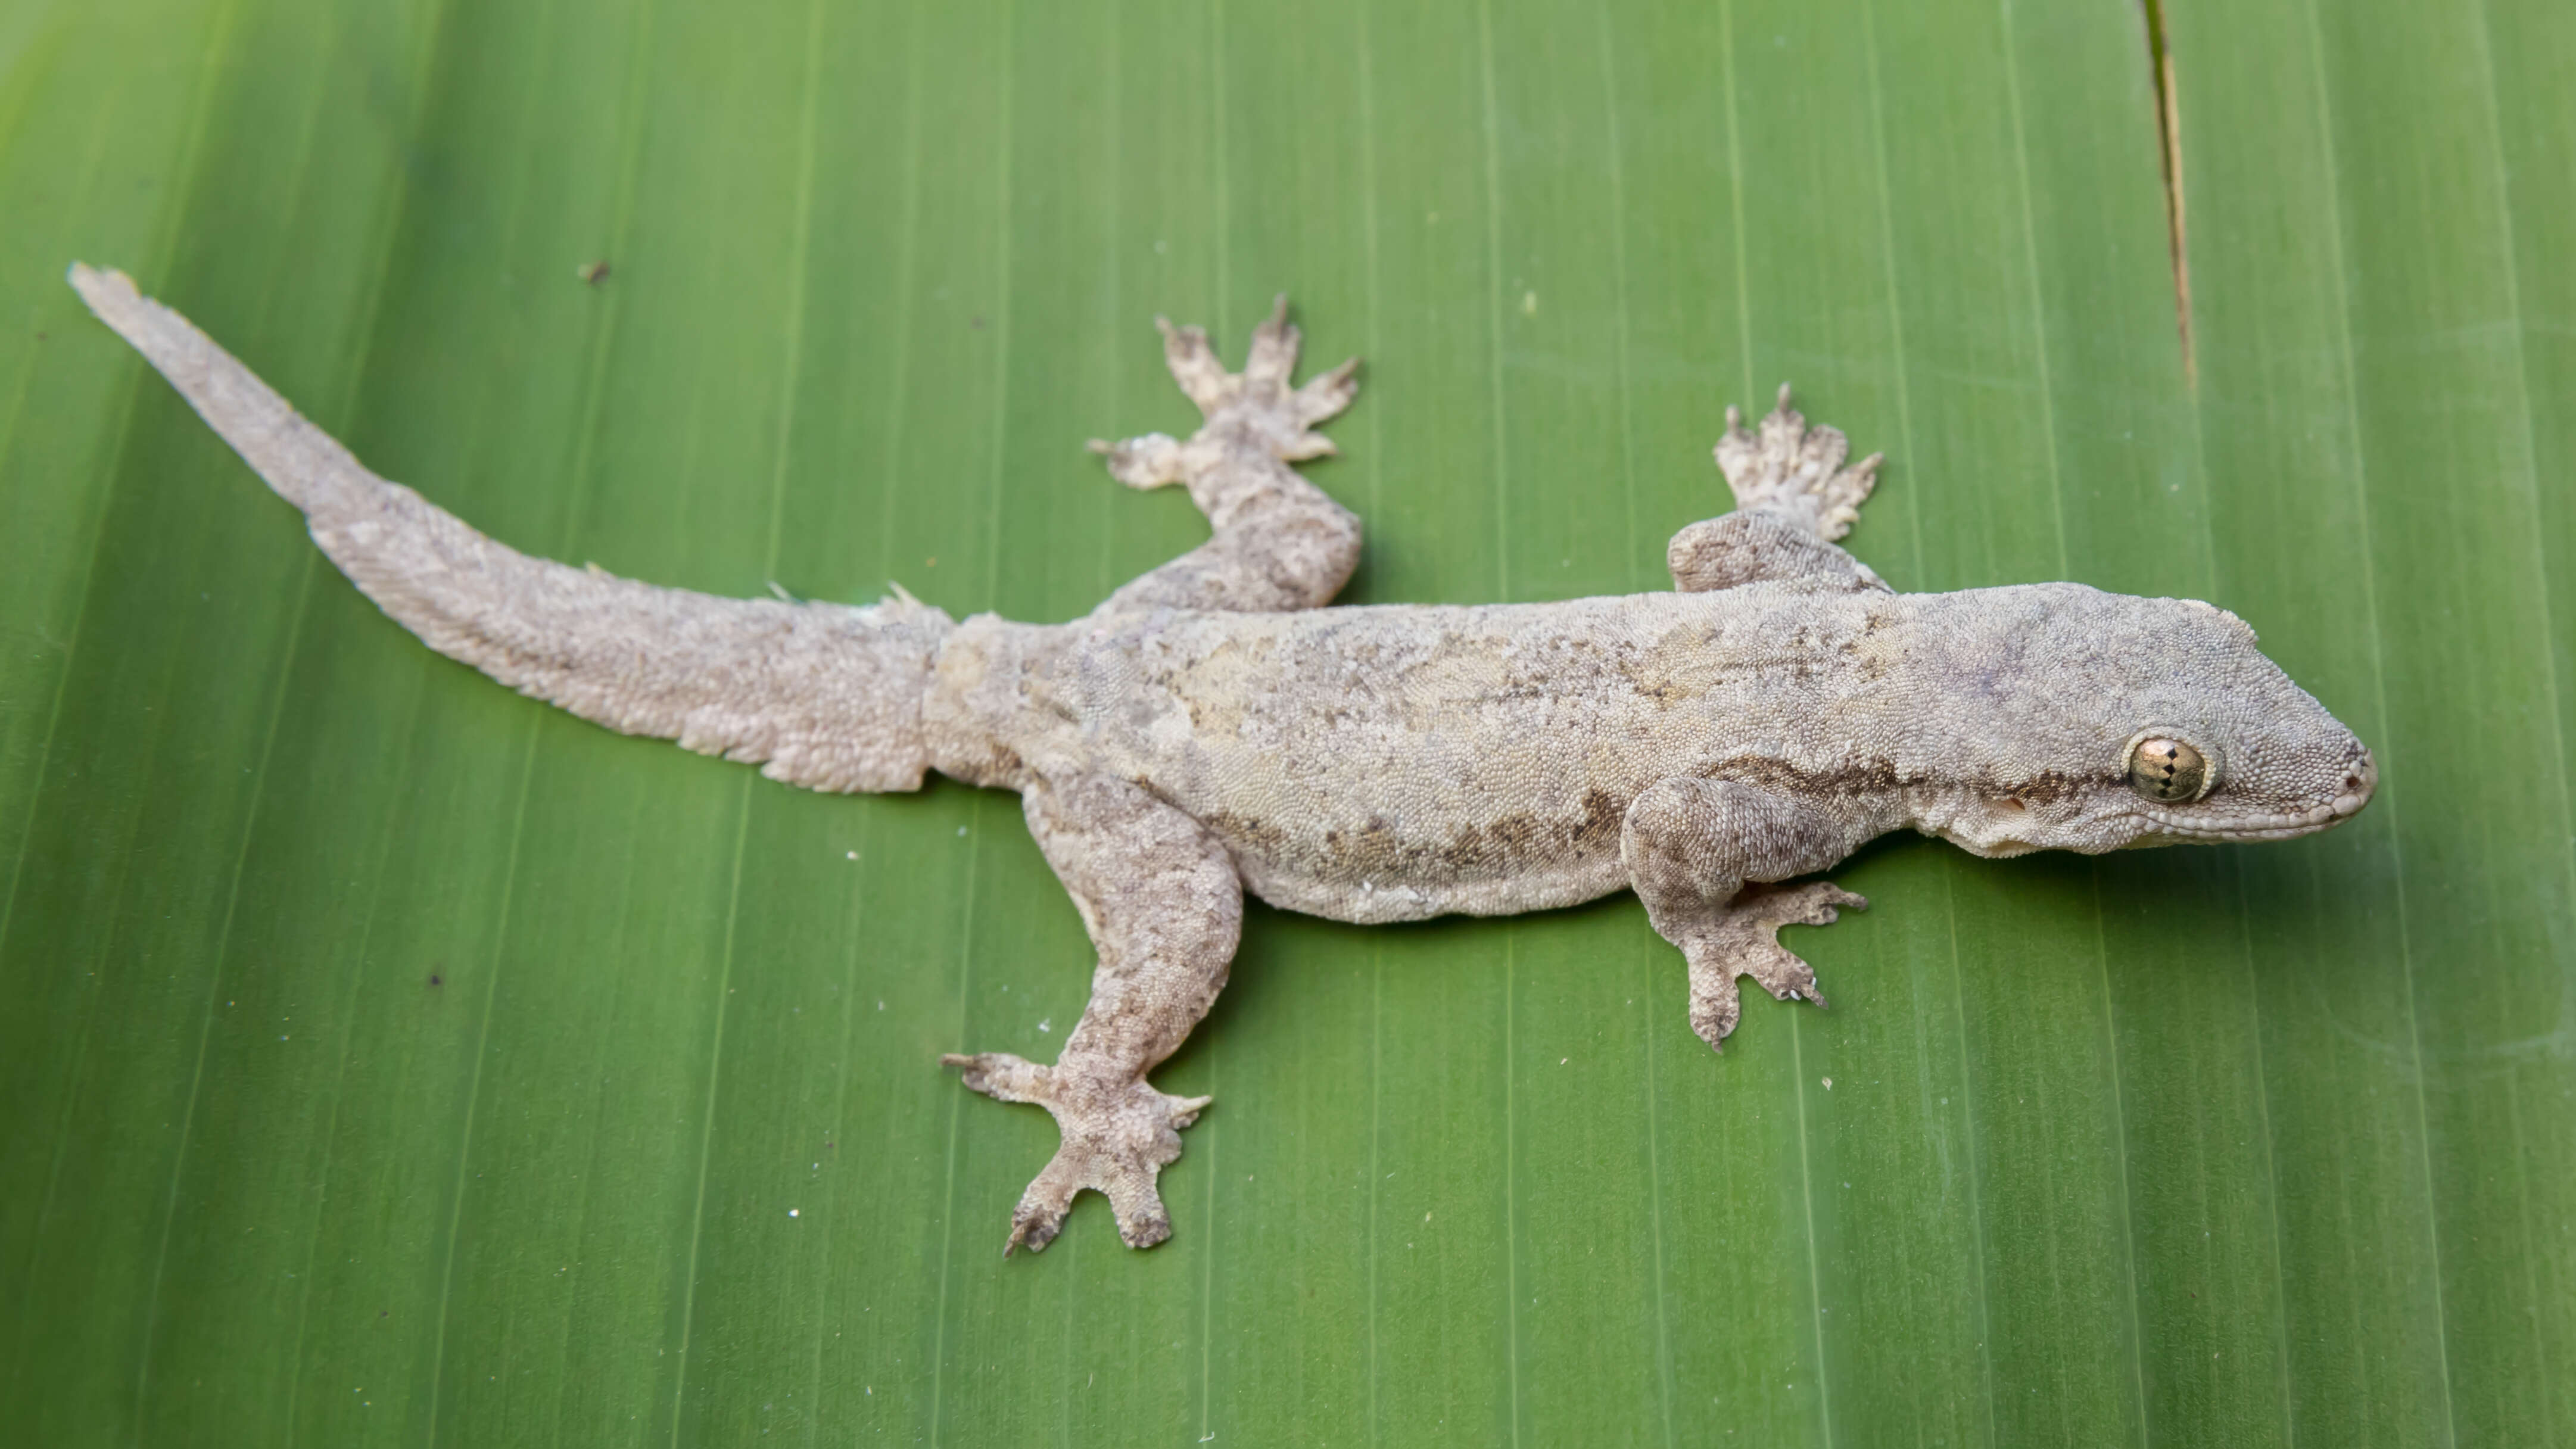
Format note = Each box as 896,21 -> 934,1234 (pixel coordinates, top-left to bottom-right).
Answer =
942,774 -> 1242,1253
1089,297 -> 1364,615
1092,295 -> 1359,484
1668,385 -> 1889,594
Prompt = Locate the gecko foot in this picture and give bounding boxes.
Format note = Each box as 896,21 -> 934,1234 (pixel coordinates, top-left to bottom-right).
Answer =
941,1051 -> 1212,1254
1714,385 -> 1882,543
1089,296 -> 1359,478
1684,881 -> 1866,1053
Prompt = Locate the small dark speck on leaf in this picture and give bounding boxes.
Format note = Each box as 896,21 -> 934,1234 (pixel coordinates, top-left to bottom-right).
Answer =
428,974 -> 443,987
970,315 -> 986,329
577,260 -> 610,285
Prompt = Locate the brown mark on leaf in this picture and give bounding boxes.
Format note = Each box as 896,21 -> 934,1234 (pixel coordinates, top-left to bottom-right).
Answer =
2141,0 -> 2193,384
577,260 -> 611,285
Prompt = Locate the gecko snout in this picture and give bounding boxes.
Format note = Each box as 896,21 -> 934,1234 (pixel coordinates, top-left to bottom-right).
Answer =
2329,747 -> 2376,819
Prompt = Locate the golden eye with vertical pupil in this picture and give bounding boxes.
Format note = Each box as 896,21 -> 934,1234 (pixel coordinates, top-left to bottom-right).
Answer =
2126,737 -> 2206,802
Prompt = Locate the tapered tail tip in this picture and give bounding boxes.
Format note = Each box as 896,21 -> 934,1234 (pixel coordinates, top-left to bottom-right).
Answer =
66,263 -> 148,330
66,260 -> 127,304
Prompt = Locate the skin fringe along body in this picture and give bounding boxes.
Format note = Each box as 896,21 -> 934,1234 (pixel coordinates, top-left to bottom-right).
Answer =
67,266 -> 2375,1254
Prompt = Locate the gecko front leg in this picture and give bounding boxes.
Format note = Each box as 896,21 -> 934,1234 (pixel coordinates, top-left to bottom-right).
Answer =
1621,777 -> 1869,1052
943,773 -> 1241,1252
1667,385 -> 1888,595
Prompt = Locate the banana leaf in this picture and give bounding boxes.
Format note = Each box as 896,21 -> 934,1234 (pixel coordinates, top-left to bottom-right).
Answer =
1,0 -> 2567,1442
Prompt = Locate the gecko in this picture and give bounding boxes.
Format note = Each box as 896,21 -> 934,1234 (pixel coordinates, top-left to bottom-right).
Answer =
68,266 -> 2376,1255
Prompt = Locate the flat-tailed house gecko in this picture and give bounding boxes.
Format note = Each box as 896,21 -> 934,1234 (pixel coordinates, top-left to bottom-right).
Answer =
68,266 -> 2375,1254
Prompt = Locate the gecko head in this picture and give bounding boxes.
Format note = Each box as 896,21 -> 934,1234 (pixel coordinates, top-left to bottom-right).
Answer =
1916,584 -> 2375,856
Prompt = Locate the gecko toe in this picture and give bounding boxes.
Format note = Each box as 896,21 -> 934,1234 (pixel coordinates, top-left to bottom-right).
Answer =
1003,1147 -> 1086,1255
1741,879 -> 1867,930
1112,1196 -> 1174,1249
1102,1161 -> 1177,1248
1094,431 -> 1190,488
1007,1201 -> 1070,1255
1244,294 -> 1302,387
1158,320 -> 1234,410
1687,965 -> 1744,1053
942,1051 -> 1051,1104
1293,356 -> 1362,427
1753,954 -> 1827,1007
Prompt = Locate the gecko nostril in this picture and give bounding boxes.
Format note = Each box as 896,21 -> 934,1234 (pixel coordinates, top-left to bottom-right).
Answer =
2331,755 -> 2376,818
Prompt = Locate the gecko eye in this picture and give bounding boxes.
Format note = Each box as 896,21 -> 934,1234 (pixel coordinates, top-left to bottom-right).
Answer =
2125,737 -> 2207,803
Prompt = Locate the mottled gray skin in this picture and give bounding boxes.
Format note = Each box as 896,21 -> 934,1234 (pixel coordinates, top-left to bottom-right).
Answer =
71,267 -> 2376,1256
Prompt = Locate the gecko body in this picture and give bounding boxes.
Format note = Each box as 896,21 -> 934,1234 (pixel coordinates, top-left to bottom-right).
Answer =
70,268 -> 2374,1255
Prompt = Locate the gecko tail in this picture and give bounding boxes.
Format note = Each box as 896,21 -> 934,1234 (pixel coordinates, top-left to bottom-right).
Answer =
67,262 -> 955,794
68,262 -> 381,517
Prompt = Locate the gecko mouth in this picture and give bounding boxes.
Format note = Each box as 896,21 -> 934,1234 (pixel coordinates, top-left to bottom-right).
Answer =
2133,748 -> 2376,842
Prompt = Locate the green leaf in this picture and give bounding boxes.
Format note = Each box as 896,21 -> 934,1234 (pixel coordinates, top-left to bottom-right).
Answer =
3,0 -> 2568,1444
